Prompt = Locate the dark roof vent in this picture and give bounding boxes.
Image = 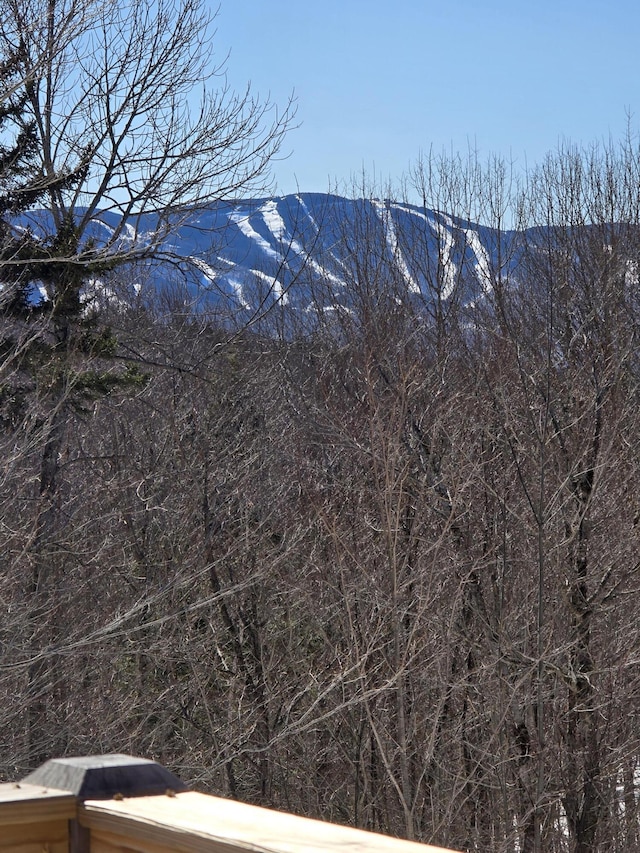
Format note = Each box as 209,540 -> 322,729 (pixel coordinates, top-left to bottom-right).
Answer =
21,754 -> 188,800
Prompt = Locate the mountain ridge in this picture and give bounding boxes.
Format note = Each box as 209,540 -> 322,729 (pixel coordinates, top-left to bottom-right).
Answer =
13,193 -> 526,317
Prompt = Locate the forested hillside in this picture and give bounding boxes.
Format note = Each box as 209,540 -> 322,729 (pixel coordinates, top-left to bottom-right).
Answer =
2,2 -> 640,853
3,155 -> 640,852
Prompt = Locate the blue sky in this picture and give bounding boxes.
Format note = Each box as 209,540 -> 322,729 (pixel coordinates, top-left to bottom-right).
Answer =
214,0 -> 640,198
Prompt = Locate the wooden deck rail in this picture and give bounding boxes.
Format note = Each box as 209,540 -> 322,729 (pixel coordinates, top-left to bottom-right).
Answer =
0,754 -> 458,853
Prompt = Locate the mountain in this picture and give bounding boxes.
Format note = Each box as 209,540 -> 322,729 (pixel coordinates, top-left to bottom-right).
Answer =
150,193 -> 521,316
12,193 -> 526,318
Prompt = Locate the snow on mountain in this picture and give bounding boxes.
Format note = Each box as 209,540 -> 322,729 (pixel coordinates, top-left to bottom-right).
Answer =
14,194 -> 524,318
371,199 -> 420,294
163,194 -> 521,316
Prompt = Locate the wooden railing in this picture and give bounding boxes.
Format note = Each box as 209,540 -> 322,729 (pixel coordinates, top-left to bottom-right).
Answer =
0,754 -> 458,853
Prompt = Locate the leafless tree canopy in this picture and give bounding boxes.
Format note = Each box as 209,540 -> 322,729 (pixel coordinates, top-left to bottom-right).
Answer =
0,0 -> 293,267
1,13 -> 640,850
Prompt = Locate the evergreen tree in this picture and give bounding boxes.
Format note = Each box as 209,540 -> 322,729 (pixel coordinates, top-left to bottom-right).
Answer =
0,47 -> 144,433
0,43 -> 146,769
0,51 -> 45,316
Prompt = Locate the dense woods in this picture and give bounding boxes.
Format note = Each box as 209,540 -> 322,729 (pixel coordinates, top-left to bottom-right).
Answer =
2,147 -> 640,853
2,3 -> 640,853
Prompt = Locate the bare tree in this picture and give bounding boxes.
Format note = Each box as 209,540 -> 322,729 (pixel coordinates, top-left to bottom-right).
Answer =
0,0 -> 293,770
0,0 -> 293,274
3,65 -> 640,853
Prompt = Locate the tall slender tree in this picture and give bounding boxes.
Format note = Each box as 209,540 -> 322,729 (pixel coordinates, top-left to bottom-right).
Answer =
0,0 -> 292,770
